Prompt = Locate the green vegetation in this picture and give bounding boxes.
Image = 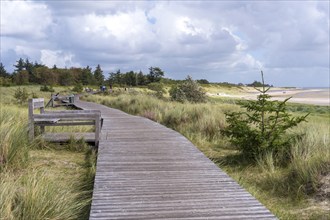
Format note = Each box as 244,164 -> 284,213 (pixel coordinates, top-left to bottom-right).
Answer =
0,58 -> 168,88
82,88 -> 329,219
40,84 -> 55,92
0,86 -> 96,219
170,76 -> 207,103
1,76 -> 328,219
222,72 -> 308,160
147,82 -> 166,99
14,87 -> 29,105
72,83 -> 84,93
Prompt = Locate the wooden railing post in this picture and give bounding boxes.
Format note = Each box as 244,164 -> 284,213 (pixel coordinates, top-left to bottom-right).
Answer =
95,113 -> 101,147
40,105 -> 45,133
28,99 -> 34,141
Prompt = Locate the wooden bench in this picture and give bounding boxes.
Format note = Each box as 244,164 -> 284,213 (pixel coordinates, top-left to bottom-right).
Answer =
28,98 -> 101,147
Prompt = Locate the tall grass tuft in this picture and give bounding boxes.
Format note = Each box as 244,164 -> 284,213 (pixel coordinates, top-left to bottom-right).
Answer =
289,122 -> 330,194
0,171 -> 90,220
0,106 -> 29,171
0,173 -> 16,219
76,148 -> 97,218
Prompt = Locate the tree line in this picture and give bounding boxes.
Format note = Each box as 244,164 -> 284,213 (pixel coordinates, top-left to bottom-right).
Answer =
0,58 -> 165,87
0,58 -> 270,88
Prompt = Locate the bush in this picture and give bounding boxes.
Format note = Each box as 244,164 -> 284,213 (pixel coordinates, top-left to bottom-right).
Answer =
0,77 -> 13,87
147,82 -> 166,99
14,87 -> 29,105
170,76 -> 207,103
40,85 -> 55,92
222,71 -> 309,161
72,83 -> 83,93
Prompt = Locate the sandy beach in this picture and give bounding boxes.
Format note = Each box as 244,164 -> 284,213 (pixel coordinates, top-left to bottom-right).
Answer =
209,88 -> 330,106
266,89 -> 329,106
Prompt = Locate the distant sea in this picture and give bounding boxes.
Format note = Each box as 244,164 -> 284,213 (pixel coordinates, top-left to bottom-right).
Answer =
301,87 -> 330,90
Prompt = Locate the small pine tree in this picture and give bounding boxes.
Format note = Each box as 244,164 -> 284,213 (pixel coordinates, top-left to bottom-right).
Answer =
14,87 -> 29,105
222,71 -> 309,160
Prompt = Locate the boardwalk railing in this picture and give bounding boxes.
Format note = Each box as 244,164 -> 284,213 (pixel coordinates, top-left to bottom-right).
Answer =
45,93 -> 75,108
28,98 -> 101,146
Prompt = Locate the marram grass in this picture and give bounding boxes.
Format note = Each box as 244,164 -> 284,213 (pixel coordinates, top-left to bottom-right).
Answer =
0,170 -> 90,220
0,105 -> 29,171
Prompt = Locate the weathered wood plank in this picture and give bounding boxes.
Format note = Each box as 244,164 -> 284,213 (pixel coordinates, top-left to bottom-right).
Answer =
73,99 -> 277,219
34,112 -> 100,119
42,132 -> 96,142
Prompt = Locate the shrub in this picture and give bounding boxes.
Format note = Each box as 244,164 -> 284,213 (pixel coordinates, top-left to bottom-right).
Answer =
72,83 -> 83,93
170,76 -> 207,103
40,85 -> 55,92
14,87 -> 29,105
222,71 -> 309,160
147,82 -> 166,99
0,77 -> 13,87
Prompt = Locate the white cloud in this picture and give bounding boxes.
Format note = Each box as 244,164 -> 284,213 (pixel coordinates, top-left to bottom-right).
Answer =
1,1 -> 52,39
0,1 -> 328,87
40,50 -> 80,68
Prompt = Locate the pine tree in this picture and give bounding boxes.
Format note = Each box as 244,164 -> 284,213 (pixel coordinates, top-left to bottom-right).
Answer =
94,64 -> 104,85
222,71 -> 309,160
14,58 -> 25,72
147,67 -> 164,83
137,71 -> 147,85
0,63 -> 9,77
81,65 -> 93,85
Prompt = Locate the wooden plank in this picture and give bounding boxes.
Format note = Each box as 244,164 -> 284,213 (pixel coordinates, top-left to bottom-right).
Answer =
73,100 -> 277,219
45,110 -> 101,114
34,113 -> 100,120
95,113 -> 101,147
42,132 -> 96,142
35,121 -> 95,126
34,118 -> 60,124
31,98 -> 44,109
28,99 -> 34,141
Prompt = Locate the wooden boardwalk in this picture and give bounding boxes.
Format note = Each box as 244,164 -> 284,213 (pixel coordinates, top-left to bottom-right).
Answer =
74,100 -> 276,219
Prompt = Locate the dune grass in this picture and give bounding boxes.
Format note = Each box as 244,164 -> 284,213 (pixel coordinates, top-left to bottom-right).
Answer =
83,91 -> 329,219
0,106 -> 29,171
0,86 -> 96,219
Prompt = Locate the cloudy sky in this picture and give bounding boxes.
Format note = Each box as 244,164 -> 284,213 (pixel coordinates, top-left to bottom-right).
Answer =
1,0 -> 329,87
